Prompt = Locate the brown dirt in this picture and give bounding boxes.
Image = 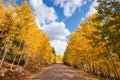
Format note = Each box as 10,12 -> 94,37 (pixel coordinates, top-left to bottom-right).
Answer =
0,61 -> 30,80
31,63 -> 100,80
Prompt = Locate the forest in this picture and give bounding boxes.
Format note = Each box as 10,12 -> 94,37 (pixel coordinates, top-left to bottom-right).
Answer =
0,1 -> 56,79
64,0 -> 120,80
0,0 -> 120,80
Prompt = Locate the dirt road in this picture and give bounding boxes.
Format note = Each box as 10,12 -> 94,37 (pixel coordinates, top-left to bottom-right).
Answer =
31,63 -> 98,80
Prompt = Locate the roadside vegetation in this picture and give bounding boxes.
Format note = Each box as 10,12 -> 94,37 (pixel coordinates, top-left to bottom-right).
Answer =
64,0 -> 120,80
0,1 -> 56,80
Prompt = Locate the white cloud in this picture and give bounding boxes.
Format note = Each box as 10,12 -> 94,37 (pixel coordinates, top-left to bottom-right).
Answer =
83,1 -> 87,5
30,0 -> 57,26
80,0 -> 98,23
85,0 -> 98,17
30,0 -> 70,55
42,22 -> 70,40
54,0 -> 86,17
50,40 -> 68,55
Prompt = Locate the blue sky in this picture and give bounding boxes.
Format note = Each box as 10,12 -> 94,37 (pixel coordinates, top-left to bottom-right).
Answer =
43,0 -> 94,32
14,0 -> 97,55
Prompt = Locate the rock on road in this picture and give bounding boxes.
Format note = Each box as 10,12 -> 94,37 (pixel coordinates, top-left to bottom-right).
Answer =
31,63 -> 82,80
